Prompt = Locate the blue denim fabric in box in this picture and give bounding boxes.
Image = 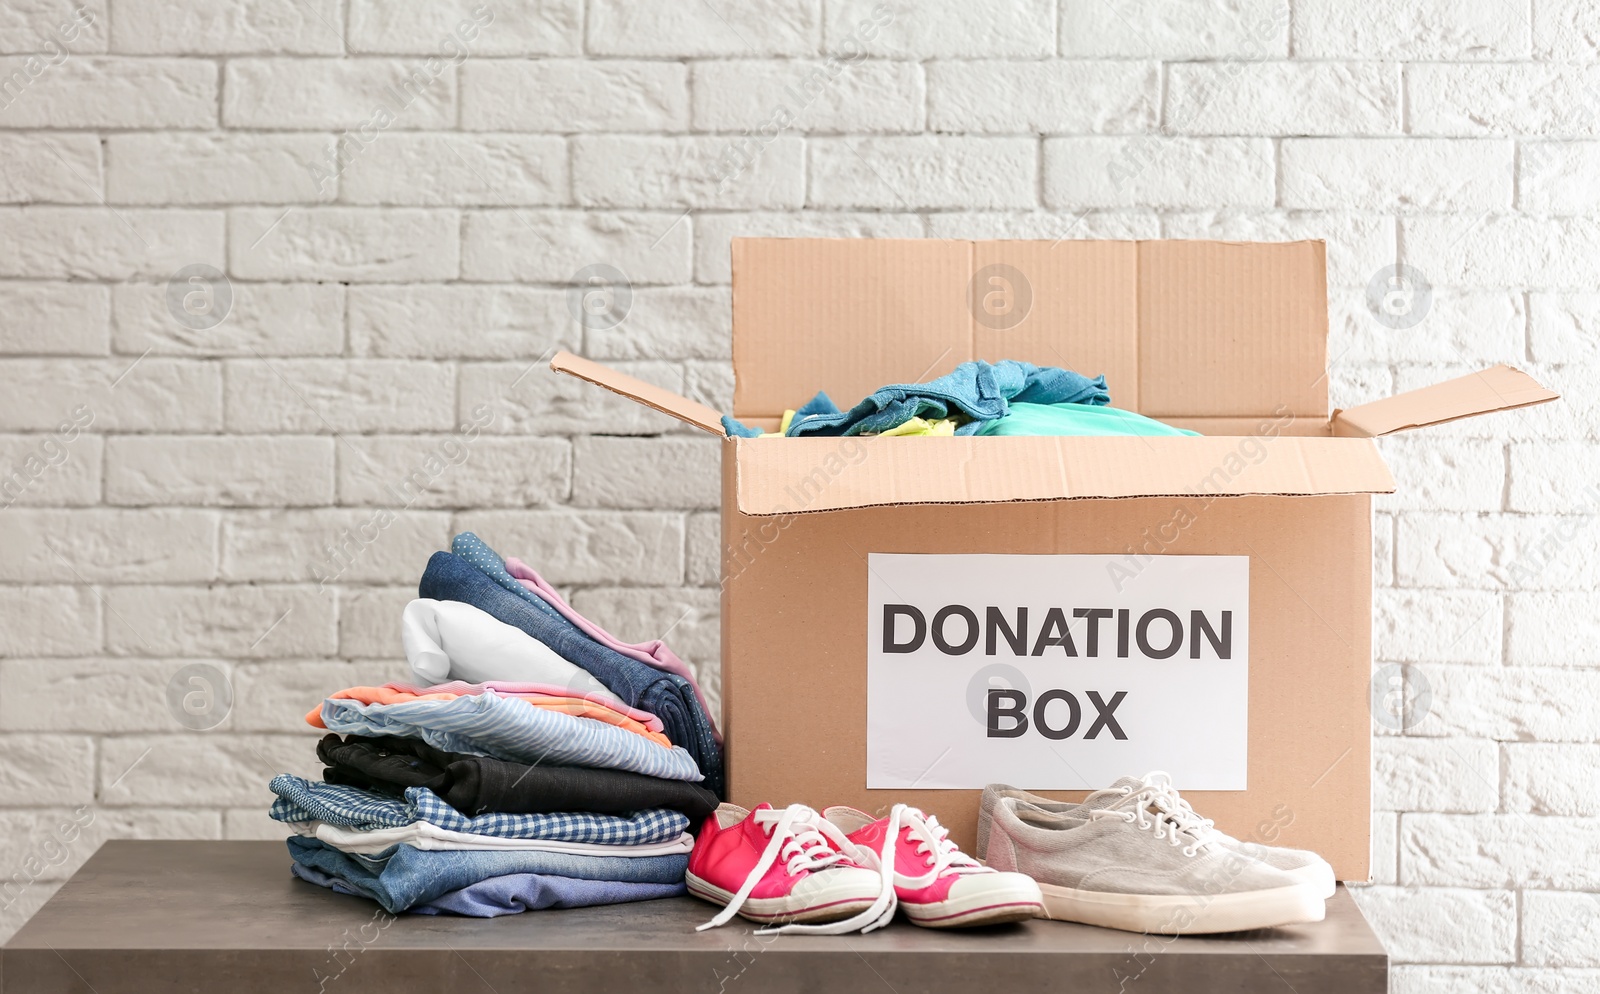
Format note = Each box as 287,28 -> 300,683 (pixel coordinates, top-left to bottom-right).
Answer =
286,837 -> 690,914
268,775 -> 688,844
721,359 -> 1111,438
419,549 -> 725,798
290,862 -> 685,917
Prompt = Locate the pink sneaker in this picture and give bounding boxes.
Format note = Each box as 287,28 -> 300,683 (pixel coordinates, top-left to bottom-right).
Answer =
824,804 -> 1044,928
687,803 -> 894,934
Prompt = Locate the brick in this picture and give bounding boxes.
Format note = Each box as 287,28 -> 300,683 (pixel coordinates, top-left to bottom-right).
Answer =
223,58 -> 455,129
693,211 -> 923,283
0,658 -> 195,732
0,133 -> 101,203
1328,364 -> 1392,422
1328,289 -> 1524,366
589,0 -> 819,56
451,510 -> 684,585
461,210 -> 691,285
1401,814 -> 1600,888
1294,0 -> 1528,59
1060,0 -> 1288,58
1531,294 -> 1600,364
1375,436 -> 1504,512
112,282 -> 343,357
574,135 -> 804,210
338,586 -> 413,657
0,56 -> 215,127
105,133 -> 331,205
1392,966 -> 1600,994
458,359 -> 682,435
1508,592 -> 1600,666
222,807 -> 284,840
1403,216 -> 1600,290
0,808 -> 217,889
686,511 -> 721,586
1410,664 -> 1600,743
0,736 -> 93,806
1537,0 -> 1600,58
587,287 -> 730,361
828,0 -> 1049,57
348,0 -> 579,55
0,358 -> 220,431
229,207 -> 459,282
1410,64 -> 1600,138
928,211 -> 1160,241
1374,589 -> 1501,664
569,586 -> 720,684
1397,511 -> 1598,592
223,358 -> 456,433
103,585 -> 336,658
0,283 -> 108,354
1166,62 -> 1398,136
1373,511 -> 1394,588
0,433 -> 101,508
0,208 -> 223,280
1521,142 -> 1600,215
230,660 -> 408,732
462,60 -> 688,131
1505,743 -> 1600,817
1522,890 -> 1600,967
350,284 -> 577,359
99,735 -> 319,806
1373,737 -> 1498,813
811,136 -> 1037,210
0,588 -> 98,656
0,1 -> 106,54
339,134 -> 567,207
1350,887 -> 1515,964
1281,139 -> 1512,213
1370,811 -> 1398,885
1161,212 -> 1393,287
573,436 -> 720,509
695,59 -> 922,133
0,509 -> 215,583
220,509 -> 448,584
1044,137 -> 1273,210
337,435 -> 570,509
106,436 -> 333,507
1510,441 -> 1600,513
683,360 -> 732,419
110,0 -> 341,54
927,61 -> 1154,135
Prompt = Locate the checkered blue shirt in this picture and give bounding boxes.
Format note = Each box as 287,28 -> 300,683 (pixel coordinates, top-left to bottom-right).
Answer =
268,775 -> 688,845
317,691 -> 703,782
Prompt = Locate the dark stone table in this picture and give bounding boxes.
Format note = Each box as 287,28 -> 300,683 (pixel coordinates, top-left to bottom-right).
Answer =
4,840 -> 1387,993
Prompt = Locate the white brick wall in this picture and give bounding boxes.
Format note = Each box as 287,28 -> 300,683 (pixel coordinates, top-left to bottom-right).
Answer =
0,1 -> 1594,983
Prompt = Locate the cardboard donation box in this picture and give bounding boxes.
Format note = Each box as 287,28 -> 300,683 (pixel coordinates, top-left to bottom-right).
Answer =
552,238 -> 1558,881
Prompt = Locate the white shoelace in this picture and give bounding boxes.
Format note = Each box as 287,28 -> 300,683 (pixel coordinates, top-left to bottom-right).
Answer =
1090,776 -> 1226,858
696,804 -> 897,936
850,804 -> 995,891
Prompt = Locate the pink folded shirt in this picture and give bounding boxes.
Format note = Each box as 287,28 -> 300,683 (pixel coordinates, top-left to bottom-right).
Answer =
394,679 -> 665,734
503,556 -> 722,742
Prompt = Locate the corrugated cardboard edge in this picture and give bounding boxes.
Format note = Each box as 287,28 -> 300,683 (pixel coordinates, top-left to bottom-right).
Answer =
734,435 -> 1398,516
1331,364 -> 1558,437
549,351 -> 726,437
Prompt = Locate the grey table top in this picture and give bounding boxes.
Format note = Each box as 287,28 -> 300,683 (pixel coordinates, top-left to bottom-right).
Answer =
5,840 -> 1387,993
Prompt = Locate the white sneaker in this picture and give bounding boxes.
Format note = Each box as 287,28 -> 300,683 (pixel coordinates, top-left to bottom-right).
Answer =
984,788 -> 1326,934
977,773 -> 1336,899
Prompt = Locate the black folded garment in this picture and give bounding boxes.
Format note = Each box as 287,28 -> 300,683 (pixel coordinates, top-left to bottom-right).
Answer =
316,734 -> 720,823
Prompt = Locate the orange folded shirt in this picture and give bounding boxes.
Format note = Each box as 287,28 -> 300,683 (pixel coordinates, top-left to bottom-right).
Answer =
305,685 -> 673,749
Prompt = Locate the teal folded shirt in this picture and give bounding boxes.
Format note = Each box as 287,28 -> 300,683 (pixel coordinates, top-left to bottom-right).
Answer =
976,402 -> 1199,437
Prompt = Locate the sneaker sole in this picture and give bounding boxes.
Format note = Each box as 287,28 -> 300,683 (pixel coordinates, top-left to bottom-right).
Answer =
904,898 -> 1043,928
685,872 -> 880,925
1284,862 -> 1337,900
1036,881 -> 1325,934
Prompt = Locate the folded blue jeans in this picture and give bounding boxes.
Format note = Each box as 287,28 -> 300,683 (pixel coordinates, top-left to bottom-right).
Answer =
419,549 -> 725,798
289,862 -> 686,917
286,836 -> 689,914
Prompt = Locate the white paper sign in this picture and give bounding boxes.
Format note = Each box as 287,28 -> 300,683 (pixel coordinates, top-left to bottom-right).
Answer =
866,553 -> 1249,790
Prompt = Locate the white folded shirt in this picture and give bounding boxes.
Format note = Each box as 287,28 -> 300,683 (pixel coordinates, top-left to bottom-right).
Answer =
401,597 -> 620,703
286,820 -> 696,857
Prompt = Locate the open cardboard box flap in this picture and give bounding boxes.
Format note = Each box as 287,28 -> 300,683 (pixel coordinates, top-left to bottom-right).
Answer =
550,351 -> 725,436
1331,364 -> 1558,437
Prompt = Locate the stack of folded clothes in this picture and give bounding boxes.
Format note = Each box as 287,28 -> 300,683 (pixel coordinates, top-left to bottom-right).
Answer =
274,533 -> 723,917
